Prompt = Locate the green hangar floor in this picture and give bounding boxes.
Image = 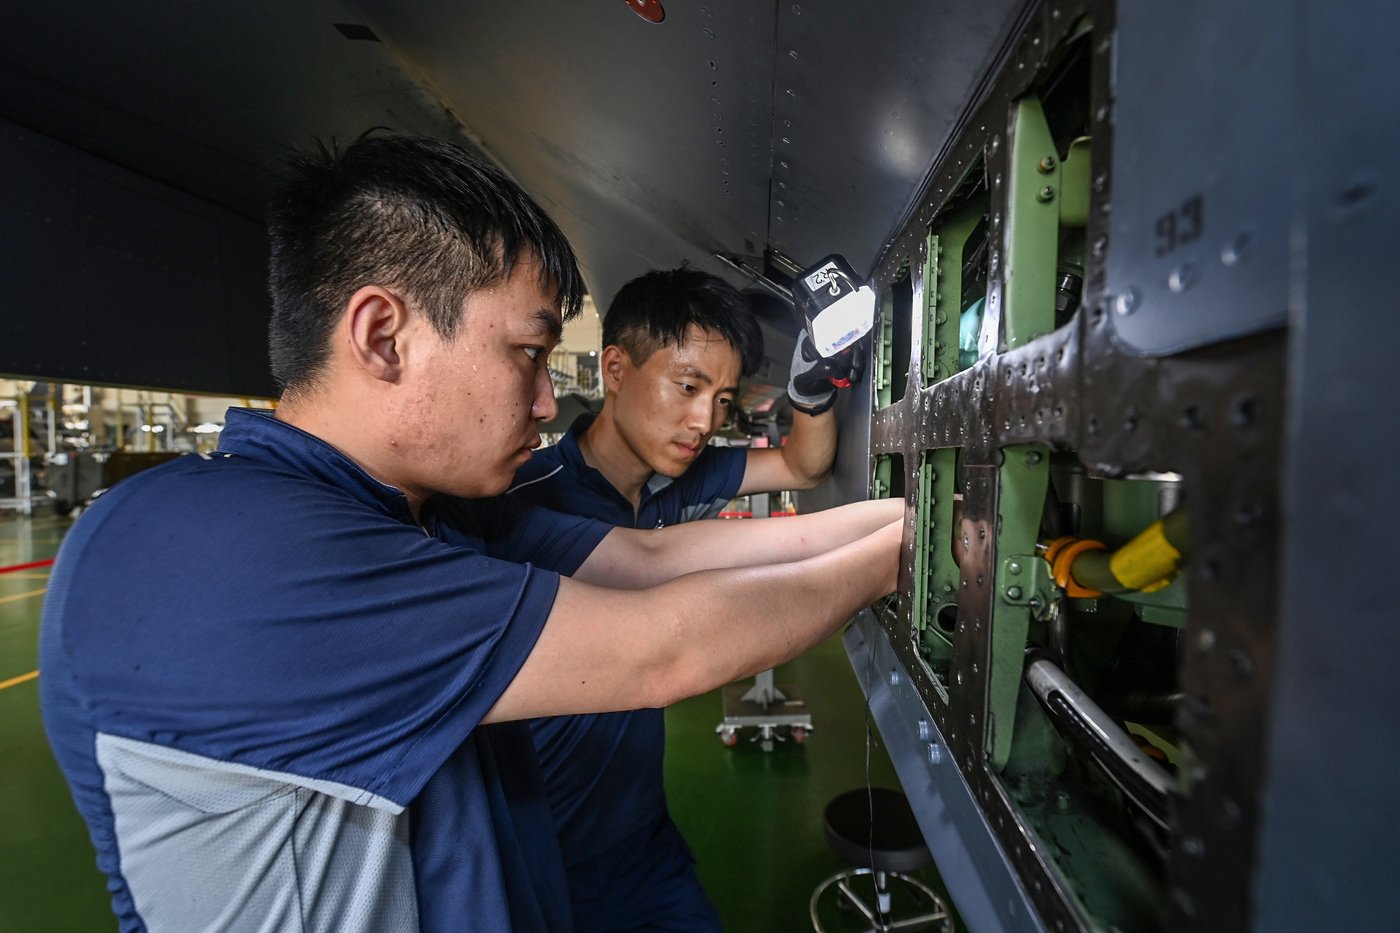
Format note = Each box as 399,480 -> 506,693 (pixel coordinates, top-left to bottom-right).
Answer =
0,513 -> 955,932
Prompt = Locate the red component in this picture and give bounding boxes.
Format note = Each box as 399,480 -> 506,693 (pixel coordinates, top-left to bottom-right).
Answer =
624,0 -> 665,23
828,377 -> 852,388
720,731 -> 738,747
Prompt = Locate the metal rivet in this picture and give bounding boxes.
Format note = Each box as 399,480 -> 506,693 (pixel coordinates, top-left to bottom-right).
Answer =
1114,287 -> 1140,316
1006,586 -> 1023,600
1331,171 -> 1379,221
1221,225 -> 1256,266
1168,260 -> 1199,293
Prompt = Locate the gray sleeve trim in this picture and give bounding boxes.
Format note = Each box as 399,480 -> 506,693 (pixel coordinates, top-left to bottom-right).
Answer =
96,733 -> 406,814
683,499 -> 729,522
506,464 -> 564,495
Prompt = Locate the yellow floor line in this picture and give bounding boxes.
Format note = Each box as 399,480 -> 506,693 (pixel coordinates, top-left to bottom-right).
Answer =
0,587 -> 47,606
0,670 -> 39,691
0,572 -> 52,581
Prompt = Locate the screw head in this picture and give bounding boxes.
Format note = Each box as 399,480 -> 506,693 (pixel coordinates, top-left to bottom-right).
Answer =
1008,561 -> 1023,575
928,742 -> 944,765
1037,185 -> 1056,202
1037,155 -> 1057,173
1006,586 -> 1024,600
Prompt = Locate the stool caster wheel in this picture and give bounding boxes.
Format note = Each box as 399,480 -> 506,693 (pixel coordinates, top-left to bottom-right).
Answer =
718,728 -> 739,747
792,726 -> 808,744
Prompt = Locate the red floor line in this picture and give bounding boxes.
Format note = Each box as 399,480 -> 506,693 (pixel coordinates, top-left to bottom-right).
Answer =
0,558 -> 55,576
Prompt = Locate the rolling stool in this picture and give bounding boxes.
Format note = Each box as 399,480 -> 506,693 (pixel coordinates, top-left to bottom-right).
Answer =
809,788 -> 953,932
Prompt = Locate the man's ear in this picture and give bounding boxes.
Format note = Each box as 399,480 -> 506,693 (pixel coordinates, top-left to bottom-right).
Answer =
344,286 -> 410,382
600,344 -> 630,394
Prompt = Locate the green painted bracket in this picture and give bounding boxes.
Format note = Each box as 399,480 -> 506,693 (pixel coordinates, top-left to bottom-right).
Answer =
1004,96 -> 1061,350
874,288 -> 895,410
999,554 -> 1056,621
923,197 -> 986,384
872,454 -> 894,501
1059,136 -> 1092,227
923,233 -> 944,385
913,448 -> 959,662
988,444 -> 1050,769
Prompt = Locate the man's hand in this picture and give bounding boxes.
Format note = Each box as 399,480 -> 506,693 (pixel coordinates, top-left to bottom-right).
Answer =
788,331 -> 868,416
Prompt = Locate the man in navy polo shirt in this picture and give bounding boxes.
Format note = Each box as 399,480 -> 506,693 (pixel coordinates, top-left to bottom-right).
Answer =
508,267 -> 860,931
39,135 -> 901,933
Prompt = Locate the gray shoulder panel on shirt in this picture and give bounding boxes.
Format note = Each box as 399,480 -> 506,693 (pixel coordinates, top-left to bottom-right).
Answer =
97,733 -> 419,932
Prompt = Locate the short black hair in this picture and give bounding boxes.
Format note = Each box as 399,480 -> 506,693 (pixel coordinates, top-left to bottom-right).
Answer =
266,134 -> 585,394
603,268 -> 763,377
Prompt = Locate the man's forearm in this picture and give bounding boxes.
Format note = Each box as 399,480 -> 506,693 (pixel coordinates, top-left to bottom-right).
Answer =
576,497 -> 902,589
781,409 -> 838,488
485,519 -> 902,722
643,518 -> 901,707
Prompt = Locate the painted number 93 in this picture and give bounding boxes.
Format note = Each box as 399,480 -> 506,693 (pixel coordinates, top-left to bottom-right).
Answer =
1154,194 -> 1204,257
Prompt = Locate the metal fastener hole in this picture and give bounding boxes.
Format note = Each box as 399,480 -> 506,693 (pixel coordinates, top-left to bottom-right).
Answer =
1234,397 -> 1258,427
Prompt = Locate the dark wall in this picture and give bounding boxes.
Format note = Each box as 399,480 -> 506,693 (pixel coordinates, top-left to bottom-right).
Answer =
0,119 -> 275,397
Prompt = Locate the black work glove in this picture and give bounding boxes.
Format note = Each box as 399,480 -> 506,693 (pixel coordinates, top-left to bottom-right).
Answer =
788,331 -> 867,416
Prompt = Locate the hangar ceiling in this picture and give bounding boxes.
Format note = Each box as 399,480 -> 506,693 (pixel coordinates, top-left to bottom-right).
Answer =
1,0 -> 1025,394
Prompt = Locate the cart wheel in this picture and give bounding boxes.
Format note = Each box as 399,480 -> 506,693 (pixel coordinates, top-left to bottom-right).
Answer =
791,726 -> 808,744
720,730 -> 739,747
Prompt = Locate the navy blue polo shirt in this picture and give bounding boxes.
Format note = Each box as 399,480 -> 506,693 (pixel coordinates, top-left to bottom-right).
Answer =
39,407 -> 611,933
506,414 -> 746,865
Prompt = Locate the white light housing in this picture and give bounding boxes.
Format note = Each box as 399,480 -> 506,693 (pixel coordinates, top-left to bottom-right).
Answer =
809,284 -> 876,357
